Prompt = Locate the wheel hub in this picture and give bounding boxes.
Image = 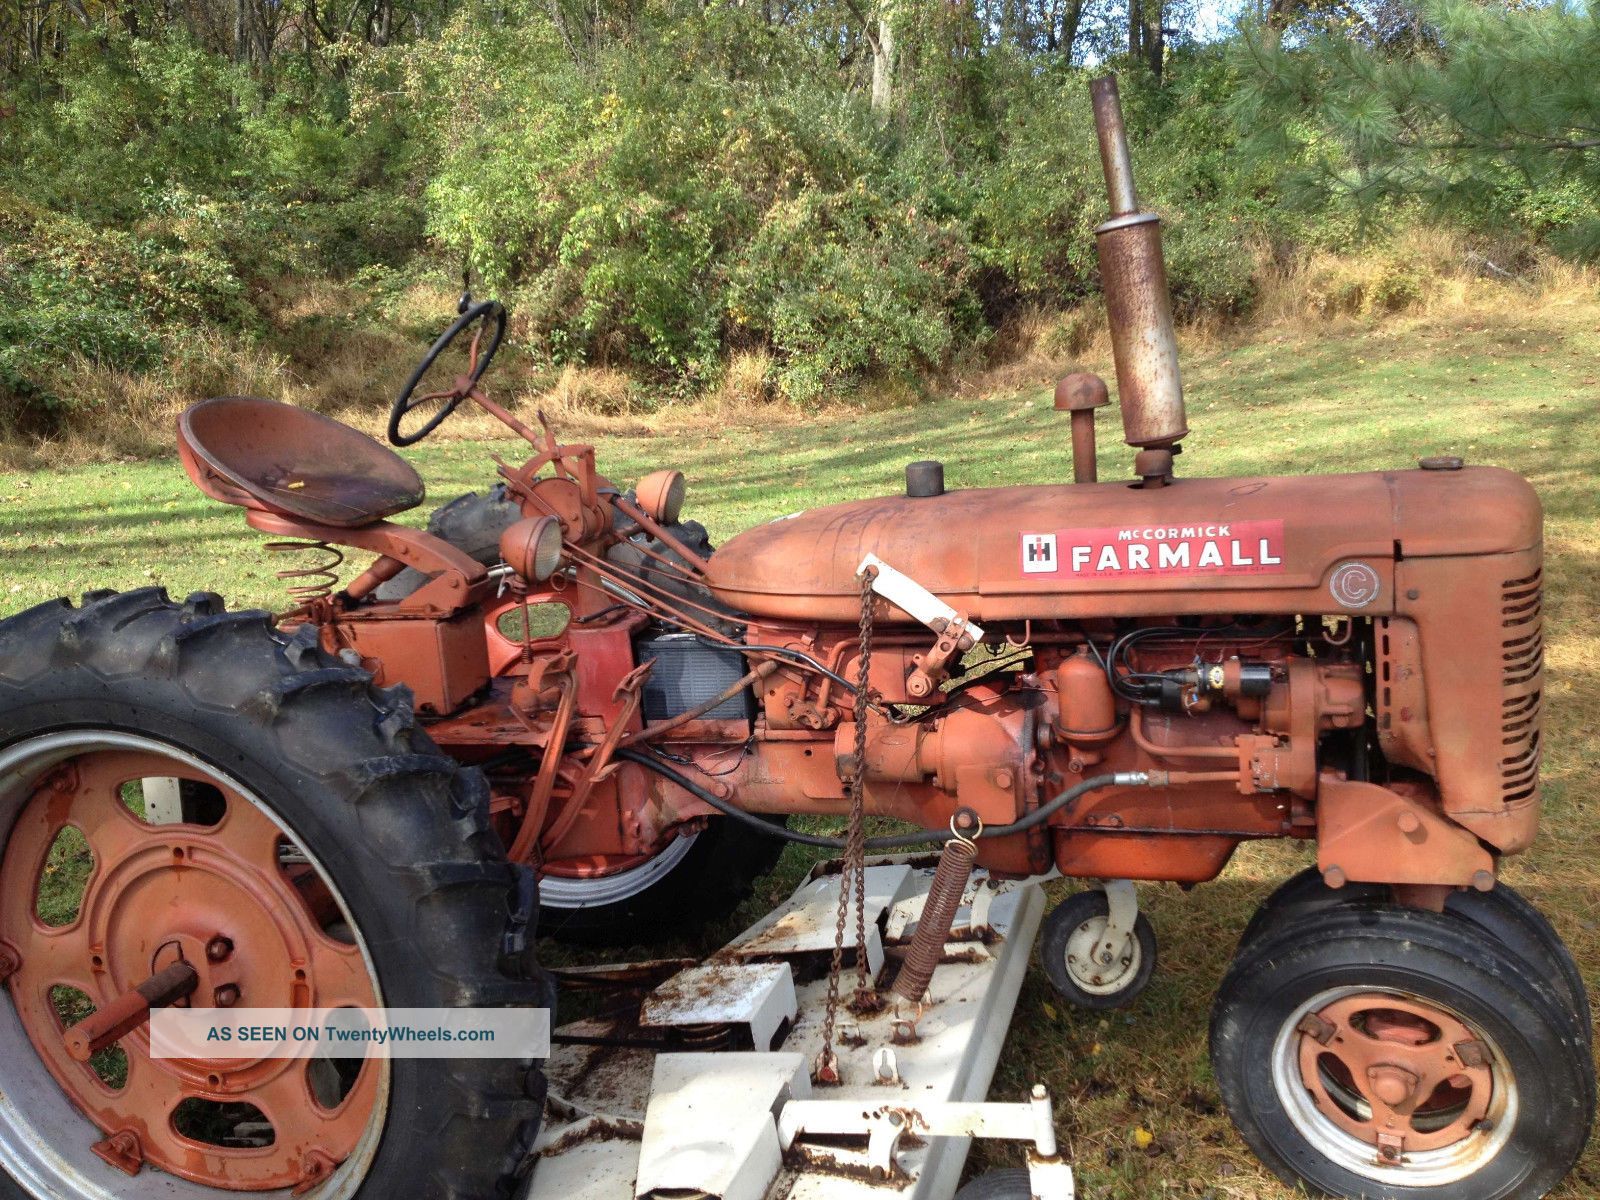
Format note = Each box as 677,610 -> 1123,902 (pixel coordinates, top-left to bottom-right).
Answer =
1063,915 -> 1138,993
1295,992 -> 1494,1159
0,749 -> 380,1191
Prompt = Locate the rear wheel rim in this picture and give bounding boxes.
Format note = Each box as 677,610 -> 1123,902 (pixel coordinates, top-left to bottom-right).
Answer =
1272,985 -> 1515,1187
0,731 -> 388,1198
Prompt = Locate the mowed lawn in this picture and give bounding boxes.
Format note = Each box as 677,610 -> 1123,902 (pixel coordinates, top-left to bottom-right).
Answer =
2,300 -> 1598,1197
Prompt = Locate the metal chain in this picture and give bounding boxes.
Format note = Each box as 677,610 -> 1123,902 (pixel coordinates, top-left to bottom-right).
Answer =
814,565 -> 878,1084
849,567 -> 876,997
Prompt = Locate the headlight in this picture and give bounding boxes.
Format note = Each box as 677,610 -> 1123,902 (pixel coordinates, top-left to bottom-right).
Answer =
500,515 -> 565,583
635,469 -> 686,525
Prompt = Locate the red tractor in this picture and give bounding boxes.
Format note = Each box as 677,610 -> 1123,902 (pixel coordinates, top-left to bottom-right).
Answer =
0,77 -> 1590,1200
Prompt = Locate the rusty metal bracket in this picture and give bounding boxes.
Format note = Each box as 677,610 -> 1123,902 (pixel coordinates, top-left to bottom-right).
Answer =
906,613 -> 976,701
777,1084 -> 1069,1197
1093,879 -> 1139,969
91,1130 -> 144,1177
64,961 -> 199,1062
857,553 -> 984,645
509,669 -> 579,863
540,662 -> 653,857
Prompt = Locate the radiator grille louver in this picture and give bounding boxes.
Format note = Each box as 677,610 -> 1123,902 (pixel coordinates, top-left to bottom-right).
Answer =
1500,568 -> 1543,804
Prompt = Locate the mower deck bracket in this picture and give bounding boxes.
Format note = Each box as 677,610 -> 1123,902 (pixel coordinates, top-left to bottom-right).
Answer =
635,1052 -> 809,1200
640,961 -> 798,1052
529,858 -> 1061,1200
776,1091 -> 1070,1199
1095,879 -> 1139,966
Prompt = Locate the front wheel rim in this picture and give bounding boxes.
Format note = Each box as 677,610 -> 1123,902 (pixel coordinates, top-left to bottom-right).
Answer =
0,731 -> 389,1198
1271,985 -> 1516,1187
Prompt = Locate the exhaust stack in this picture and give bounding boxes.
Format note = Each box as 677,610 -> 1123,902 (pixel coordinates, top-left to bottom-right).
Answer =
1089,76 -> 1188,470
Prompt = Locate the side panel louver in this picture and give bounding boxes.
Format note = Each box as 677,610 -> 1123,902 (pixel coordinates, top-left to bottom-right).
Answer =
1500,568 -> 1542,805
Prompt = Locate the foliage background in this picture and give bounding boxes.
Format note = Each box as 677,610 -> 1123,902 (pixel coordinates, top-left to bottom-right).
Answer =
0,0 -> 1596,446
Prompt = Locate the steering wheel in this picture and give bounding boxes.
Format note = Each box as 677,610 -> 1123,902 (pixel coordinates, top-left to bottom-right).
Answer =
388,299 -> 508,446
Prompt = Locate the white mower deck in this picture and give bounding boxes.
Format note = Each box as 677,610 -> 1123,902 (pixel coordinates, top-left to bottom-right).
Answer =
525,857 -> 1072,1200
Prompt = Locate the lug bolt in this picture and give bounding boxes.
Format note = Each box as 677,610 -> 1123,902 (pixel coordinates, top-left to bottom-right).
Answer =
214,984 -> 241,1008
206,936 -> 234,963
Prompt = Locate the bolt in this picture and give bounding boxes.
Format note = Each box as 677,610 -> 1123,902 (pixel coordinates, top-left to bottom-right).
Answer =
1323,865 -> 1347,889
1406,588 -> 1420,601
1471,870 -> 1495,892
214,984 -> 241,1008
1032,1083 -> 1048,1100
206,936 -> 234,963
1397,811 -> 1421,834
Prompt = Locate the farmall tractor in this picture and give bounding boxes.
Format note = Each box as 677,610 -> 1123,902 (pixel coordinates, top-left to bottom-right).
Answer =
0,77 -> 1592,1200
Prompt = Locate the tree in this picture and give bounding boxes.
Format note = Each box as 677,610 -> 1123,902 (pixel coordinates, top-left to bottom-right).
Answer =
1235,0 -> 1600,255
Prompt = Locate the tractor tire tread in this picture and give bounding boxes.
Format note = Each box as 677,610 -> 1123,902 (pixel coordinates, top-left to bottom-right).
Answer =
0,589 -> 548,1200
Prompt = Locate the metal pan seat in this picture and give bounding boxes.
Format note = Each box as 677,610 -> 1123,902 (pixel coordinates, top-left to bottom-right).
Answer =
179,397 -> 424,528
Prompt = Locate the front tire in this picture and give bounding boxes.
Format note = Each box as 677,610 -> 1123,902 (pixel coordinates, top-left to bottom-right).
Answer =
1211,905 -> 1593,1199
0,590 -> 549,1199
1239,867 -> 1591,1046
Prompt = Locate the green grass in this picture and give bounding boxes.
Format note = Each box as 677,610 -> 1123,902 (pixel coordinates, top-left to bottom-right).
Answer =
3,301 -> 1598,1196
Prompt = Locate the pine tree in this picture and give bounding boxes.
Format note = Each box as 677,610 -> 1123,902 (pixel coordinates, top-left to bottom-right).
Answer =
1234,0 -> 1600,257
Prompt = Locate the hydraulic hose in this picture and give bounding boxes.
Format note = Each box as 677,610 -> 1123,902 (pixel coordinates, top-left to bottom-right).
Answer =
616,746 -> 1146,850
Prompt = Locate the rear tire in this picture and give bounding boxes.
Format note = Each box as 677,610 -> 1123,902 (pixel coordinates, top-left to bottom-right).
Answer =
0,590 -> 550,1199
1212,905 -> 1593,1200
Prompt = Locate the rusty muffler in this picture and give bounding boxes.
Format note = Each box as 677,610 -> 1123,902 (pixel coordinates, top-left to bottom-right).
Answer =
1090,76 -> 1188,464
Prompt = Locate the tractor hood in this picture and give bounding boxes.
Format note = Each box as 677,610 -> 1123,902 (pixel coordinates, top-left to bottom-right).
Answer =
704,465 -> 1540,625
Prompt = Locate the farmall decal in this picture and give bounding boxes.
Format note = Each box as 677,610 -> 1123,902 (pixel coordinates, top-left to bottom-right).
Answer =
1020,520 -> 1286,578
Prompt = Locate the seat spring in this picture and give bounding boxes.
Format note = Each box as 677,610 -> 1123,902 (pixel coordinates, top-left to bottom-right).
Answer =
265,539 -> 344,603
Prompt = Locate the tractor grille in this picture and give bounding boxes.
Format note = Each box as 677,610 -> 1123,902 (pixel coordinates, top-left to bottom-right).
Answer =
1500,568 -> 1543,805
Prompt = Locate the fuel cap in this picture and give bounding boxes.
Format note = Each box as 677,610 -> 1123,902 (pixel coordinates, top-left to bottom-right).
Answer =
906,460 -> 945,498
1419,455 -> 1464,471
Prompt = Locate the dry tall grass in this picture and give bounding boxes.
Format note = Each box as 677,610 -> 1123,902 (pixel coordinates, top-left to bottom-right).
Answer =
4,229 -> 1594,469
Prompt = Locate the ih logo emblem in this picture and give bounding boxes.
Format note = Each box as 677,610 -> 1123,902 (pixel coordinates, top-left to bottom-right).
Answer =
1021,533 -> 1058,573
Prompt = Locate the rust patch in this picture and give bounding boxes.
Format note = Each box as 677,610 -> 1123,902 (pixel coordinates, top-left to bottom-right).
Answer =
539,1116 -> 645,1157
783,1146 -> 910,1188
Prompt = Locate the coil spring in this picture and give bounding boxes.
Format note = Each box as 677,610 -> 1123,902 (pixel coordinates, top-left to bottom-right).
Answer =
890,816 -> 981,1005
265,539 -> 344,603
